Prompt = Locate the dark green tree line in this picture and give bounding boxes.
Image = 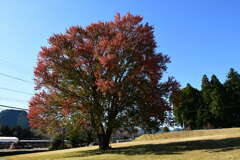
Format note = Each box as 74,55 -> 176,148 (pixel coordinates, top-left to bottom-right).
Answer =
173,68 -> 240,129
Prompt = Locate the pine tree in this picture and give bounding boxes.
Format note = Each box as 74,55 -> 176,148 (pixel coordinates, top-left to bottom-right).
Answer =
173,84 -> 201,130
174,69 -> 240,129
224,68 -> 240,126
198,75 -> 213,129
209,75 -> 225,127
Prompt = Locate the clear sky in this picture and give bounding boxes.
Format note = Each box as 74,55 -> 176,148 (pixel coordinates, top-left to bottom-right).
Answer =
0,0 -> 239,110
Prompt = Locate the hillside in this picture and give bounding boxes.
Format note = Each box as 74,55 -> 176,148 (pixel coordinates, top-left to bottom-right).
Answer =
0,109 -> 29,128
135,128 -> 240,141
2,128 -> 240,160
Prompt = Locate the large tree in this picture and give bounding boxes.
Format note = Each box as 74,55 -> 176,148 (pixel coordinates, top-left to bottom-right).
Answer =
28,13 -> 179,150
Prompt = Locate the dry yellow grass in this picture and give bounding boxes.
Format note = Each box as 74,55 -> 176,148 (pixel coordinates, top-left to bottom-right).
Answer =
2,128 -> 240,160
135,128 -> 240,141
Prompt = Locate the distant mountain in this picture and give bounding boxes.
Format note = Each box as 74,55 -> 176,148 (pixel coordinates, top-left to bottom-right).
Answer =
0,109 -> 29,128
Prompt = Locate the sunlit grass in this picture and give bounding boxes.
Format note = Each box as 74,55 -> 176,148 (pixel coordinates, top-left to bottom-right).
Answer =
2,128 -> 240,160
135,128 -> 240,141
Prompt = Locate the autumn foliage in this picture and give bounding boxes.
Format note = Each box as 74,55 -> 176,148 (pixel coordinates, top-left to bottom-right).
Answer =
28,13 -> 179,150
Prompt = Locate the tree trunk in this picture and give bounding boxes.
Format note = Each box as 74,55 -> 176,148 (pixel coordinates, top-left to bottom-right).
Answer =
87,131 -> 93,145
98,131 -> 112,150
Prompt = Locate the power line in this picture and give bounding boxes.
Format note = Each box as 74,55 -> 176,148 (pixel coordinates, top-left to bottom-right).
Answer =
0,87 -> 34,96
0,104 -> 28,111
0,72 -> 33,84
0,58 -> 34,84
0,97 -> 29,103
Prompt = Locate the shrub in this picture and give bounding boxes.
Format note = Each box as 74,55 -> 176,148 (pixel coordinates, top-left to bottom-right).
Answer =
49,134 -> 65,150
162,127 -> 170,132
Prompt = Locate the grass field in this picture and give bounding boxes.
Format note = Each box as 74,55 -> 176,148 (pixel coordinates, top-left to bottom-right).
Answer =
2,128 -> 240,160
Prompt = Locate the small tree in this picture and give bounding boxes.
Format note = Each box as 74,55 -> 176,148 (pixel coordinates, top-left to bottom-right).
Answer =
50,134 -> 65,150
162,126 -> 170,132
29,13 -> 179,150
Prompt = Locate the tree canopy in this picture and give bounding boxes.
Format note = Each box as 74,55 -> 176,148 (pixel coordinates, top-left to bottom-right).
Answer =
28,13 -> 179,150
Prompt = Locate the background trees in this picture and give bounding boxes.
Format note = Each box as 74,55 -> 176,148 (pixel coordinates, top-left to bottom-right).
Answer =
28,13 -> 179,150
0,125 -> 43,139
173,84 -> 202,130
173,68 -> 240,129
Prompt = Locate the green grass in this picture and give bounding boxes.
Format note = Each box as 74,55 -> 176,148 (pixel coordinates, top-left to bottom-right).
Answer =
2,128 -> 240,160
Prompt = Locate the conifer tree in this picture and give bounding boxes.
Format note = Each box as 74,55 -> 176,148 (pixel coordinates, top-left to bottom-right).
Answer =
173,84 -> 201,130
174,69 -> 240,129
209,75 -> 225,127
224,68 -> 240,126
198,75 -> 213,128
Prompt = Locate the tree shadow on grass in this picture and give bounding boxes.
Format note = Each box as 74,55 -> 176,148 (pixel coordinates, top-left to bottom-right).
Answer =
0,149 -> 48,157
65,137 -> 240,158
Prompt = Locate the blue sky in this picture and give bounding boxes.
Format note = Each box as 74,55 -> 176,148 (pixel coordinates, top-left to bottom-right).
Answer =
0,0 -> 239,109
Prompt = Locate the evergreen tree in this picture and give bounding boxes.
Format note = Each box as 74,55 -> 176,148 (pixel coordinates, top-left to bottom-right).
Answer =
198,75 -> 213,128
174,68 -> 240,129
201,75 -> 211,90
173,84 -> 202,130
224,68 -> 240,126
209,75 -> 225,127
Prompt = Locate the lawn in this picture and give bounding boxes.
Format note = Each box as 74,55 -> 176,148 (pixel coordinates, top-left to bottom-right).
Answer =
2,128 -> 240,160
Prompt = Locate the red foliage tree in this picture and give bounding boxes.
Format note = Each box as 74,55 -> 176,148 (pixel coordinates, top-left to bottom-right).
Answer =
28,13 -> 179,150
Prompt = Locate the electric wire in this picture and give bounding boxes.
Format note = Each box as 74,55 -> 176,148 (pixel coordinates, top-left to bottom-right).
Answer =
0,59 -> 32,111
0,87 -> 34,96
0,72 -> 33,84
0,97 -> 29,103
0,104 -> 28,111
